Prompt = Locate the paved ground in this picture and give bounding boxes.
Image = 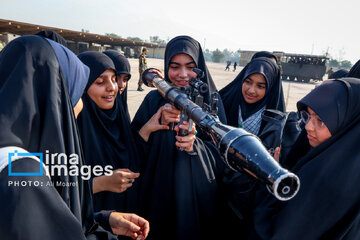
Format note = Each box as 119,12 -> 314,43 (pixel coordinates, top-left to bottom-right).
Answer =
126,58 -> 319,119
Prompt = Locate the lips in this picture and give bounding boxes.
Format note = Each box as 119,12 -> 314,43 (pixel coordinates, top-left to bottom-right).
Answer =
102,95 -> 114,102
245,94 -> 256,100
307,134 -> 316,141
176,80 -> 189,86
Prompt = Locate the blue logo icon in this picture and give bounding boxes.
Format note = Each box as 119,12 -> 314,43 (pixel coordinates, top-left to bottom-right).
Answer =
8,150 -> 43,176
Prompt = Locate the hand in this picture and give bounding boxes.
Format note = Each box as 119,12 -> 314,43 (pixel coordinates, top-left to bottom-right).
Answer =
161,103 -> 181,126
269,147 -> 281,162
174,121 -> 196,152
109,212 -> 150,239
139,107 -> 170,142
92,169 -> 140,194
148,68 -> 164,79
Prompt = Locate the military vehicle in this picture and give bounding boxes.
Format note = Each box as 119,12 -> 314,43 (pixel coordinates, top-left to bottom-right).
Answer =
280,53 -> 327,83
239,51 -> 328,83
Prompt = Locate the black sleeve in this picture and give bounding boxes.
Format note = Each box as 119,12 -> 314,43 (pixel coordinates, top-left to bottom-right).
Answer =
94,210 -> 115,234
0,158 -> 87,240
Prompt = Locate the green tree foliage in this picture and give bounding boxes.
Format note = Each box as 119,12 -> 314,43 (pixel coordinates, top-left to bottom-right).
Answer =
149,36 -> 166,45
328,58 -> 353,69
340,60 -> 352,69
127,36 -> 143,42
105,33 -> 121,38
212,48 -> 224,62
203,49 -> 212,62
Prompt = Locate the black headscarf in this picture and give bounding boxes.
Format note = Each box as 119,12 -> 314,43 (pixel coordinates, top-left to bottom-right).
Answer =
251,51 -> 277,61
103,50 -> 132,122
250,78 -> 360,239
77,51 -> 140,214
220,57 -> 284,126
164,35 -> 227,124
36,30 -> 67,47
329,69 -> 349,79
0,35 -> 113,239
131,35 -> 235,239
347,59 -> 360,78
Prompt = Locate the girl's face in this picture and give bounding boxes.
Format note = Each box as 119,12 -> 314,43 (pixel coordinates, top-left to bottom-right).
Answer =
242,73 -> 267,104
117,74 -> 129,94
87,69 -> 118,109
168,53 -> 197,87
304,107 -> 332,148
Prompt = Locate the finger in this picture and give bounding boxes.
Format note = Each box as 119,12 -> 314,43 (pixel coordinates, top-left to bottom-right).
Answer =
154,125 -> 170,131
175,134 -> 196,142
121,171 -> 140,179
117,218 -> 141,234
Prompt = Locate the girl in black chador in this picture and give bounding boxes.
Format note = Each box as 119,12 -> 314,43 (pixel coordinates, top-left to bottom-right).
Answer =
103,50 -> 132,122
245,78 -> 360,239
131,35 -> 237,240
77,51 -> 141,215
220,57 -> 285,154
0,36 -> 149,240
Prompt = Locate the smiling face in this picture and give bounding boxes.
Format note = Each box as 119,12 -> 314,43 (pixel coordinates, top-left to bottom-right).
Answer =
241,73 -> 267,104
117,74 -> 129,94
87,69 -> 118,109
168,53 -> 197,87
304,107 -> 332,148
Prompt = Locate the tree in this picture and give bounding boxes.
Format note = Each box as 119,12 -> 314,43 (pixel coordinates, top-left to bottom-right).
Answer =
149,36 -> 166,45
203,49 -> 212,62
127,37 -> 143,42
212,49 -> 224,63
105,33 -> 121,38
340,60 -> 352,69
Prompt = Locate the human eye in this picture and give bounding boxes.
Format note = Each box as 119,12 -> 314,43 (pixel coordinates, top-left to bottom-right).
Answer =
257,84 -> 266,89
95,78 -> 104,85
169,64 -> 179,69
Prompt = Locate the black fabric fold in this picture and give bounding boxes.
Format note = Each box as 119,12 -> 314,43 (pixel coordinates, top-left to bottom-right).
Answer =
77,51 -> 140,214
249,78 -> 360,239
0,35 -> 115,240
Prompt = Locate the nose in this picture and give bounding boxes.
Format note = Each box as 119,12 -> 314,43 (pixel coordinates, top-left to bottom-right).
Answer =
106,81 -> 116,92
118,80 -> 125,89
305,118 -> 315,131
248,84 -> 255,93
179,67 -> 187,78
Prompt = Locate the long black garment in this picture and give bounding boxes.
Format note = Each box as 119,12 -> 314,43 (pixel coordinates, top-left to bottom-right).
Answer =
131,36 -> 235,240
77,51 -> 140,214
219,57 -> 285,149
249,78 -> 360,239
103,50 -> 132,123
0,36 -> 115,239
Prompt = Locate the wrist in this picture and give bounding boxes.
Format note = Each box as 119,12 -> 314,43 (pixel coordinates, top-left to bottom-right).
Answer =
93,175 -> 107,194
139,126 -> 151,142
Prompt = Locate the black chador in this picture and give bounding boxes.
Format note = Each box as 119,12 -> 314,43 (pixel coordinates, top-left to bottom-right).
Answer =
103,50 -> 132,122
220,57 -> 285,149
249,78 -> 360,239
0,36 -> 116,239
131,36 -> 235,240
77,51 -> 140,214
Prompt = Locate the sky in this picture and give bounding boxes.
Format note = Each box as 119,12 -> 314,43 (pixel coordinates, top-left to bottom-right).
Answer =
1,0 -> 359,64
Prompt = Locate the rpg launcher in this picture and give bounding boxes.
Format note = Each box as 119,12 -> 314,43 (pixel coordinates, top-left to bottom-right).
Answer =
142,68 -> 300,201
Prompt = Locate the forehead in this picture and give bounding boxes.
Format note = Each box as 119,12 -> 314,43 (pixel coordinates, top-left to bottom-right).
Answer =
99,69 -> 116,77
170,53 -> 194,63
246,73 -> 266,84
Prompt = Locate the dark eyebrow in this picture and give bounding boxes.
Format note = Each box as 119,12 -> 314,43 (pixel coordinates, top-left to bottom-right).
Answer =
169,61 -> 196,66
247,76 -> 266,85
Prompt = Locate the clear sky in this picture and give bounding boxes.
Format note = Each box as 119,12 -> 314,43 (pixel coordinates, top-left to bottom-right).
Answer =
1,0 -> 359,64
